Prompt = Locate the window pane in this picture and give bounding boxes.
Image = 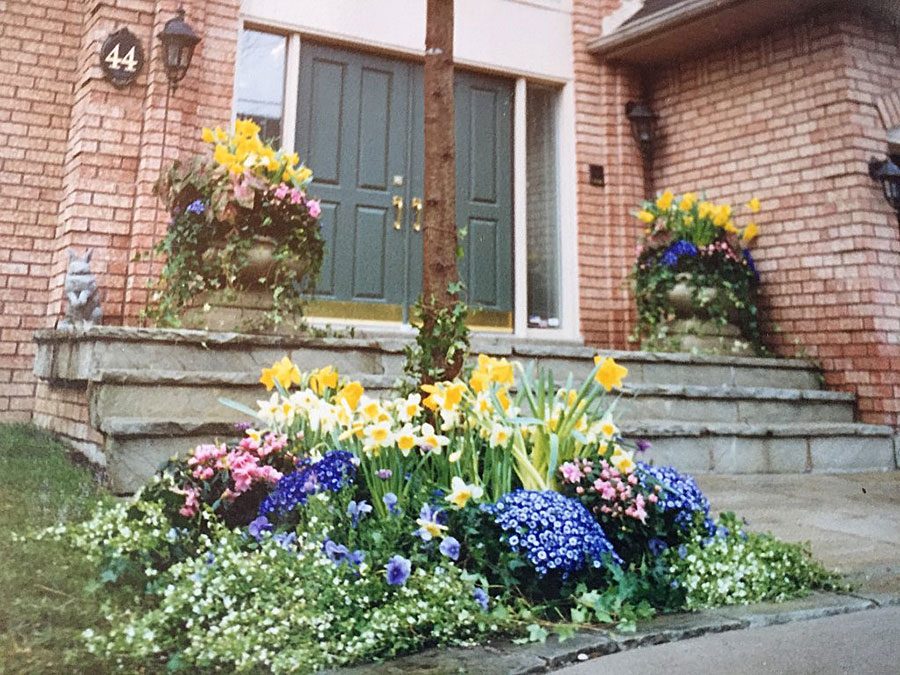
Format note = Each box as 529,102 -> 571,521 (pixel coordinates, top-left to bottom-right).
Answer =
234,29 -> 286,145
526,86 -> 561,328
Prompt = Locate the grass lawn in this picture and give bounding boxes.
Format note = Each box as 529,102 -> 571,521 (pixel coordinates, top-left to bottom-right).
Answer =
0,424 -> 130,673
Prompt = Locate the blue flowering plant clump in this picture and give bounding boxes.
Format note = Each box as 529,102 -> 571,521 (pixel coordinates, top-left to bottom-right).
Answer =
486,490 -> 622,584
636,463 -> 715,539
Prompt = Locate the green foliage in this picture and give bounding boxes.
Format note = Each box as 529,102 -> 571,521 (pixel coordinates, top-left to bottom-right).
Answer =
665,513 -> 843,609
402,281 -> 470,387
142,139 -> 324,331
0,424 -> 131,673
83,524 -> 503,673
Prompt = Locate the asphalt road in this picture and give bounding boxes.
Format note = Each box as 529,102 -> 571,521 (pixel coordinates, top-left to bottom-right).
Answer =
556,605 -> 900,674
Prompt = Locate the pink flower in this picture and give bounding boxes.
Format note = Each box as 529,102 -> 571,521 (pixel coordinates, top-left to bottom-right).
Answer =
179,487 -> 199,518
289,188 -> 303,205
560,461 -> 583,484
274,183 -> 290,200
307,199 -> 321,218
648,493 -> 658,504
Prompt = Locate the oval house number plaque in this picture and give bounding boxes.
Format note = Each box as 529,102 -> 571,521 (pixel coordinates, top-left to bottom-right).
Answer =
100,28 -> 144,87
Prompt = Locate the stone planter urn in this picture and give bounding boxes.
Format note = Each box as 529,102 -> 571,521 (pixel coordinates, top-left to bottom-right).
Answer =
651,273 -> 754,356
181,235 -> 310,334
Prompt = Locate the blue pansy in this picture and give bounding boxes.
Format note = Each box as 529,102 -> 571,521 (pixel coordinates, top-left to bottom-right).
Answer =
439,536 -> 461,561
385,555 -> 411,586
186,199 -> 206,215
660,239 -> 698,267
347,499 -> 373,526
473,587 -> 489,611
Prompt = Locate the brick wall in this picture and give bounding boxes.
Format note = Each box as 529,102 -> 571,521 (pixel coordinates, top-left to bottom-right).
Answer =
572,0 -> 647,350
0,0 -> 241,424
0,0 -> 81,421
647,8 -> 900,425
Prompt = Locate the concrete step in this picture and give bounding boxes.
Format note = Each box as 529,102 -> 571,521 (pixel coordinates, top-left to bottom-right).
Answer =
623,421 -> 897,475
35,326 -> 825,391
90,370 -> 854,426
99,417 -> 897,494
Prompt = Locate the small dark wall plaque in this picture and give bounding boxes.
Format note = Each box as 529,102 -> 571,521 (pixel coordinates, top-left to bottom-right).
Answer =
100,28 -> 144,88
589,164 -> 605,187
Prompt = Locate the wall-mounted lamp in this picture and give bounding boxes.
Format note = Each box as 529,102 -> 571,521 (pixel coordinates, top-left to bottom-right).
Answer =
868,155 -> 900,227
625,101 -> 658,160
158,8 -> 200,91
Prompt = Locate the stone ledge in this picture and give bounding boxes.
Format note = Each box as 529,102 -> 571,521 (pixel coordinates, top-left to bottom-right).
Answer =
624,421 -> 894,438
336,592 -> 881,674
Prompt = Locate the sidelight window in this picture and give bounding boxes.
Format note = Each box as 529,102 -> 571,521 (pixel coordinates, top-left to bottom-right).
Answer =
234,29 -> 287,145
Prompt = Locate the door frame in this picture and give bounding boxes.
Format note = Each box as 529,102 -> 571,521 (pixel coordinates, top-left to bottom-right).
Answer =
235,20 -> 581,342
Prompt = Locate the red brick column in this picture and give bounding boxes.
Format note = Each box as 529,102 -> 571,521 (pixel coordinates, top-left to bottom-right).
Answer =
572,0 -> 647,350
0,1 -> 81,420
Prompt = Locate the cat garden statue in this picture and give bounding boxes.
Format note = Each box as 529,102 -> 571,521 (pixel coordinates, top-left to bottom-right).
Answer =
59,249 -> 103,329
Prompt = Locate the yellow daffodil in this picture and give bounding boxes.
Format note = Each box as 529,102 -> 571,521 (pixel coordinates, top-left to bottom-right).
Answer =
308,365 -> 339,395
593,356 -> 628,392
419,423 -> 449,453
415,516 -> 448,540
724,220 -> 739,234
679,192 -> 697,210
469,368 -> 490,393
712,204 -> 732,227
335,381 -> 364,410
637,210 -> 656,224
599,420 -> 619,439
360,398 -> 383,423
698,201 -> 714,218
448,449 -> 463,463
474,391 -> 494,415
558,388 -> 578,407
234,118 -> 261,139
397,393 -> 422,422
656,190 -> 675,210
201,127 -> 215,143
488,423 -> 512,448
259,356 -> 301,391
395,424 -> 417,456
496,387 -> 511,412
446,476 -> 484,508
363,421 -> 394,455
742,222 -> 759,242
245,428 -> 262,444
747,197 -> 761,213
610,447 -> 636,474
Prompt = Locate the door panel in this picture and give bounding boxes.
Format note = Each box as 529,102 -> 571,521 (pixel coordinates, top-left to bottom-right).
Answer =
455,71 -> 514,317
297,43 -> 410,309
298,42 -> 513,326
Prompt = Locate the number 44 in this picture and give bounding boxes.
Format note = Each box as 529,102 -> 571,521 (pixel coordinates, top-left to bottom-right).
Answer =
105,43 -> 138,72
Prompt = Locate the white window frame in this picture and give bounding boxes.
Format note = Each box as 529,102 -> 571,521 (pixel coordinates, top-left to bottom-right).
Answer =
233,19 -> 581,342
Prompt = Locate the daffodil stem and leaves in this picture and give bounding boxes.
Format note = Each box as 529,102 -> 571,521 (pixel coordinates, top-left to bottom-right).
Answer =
630,190 -> 765,353
142,119 -> 325,330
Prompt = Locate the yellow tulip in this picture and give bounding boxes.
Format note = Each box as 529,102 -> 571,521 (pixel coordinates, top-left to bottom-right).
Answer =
656,190 -> 675,210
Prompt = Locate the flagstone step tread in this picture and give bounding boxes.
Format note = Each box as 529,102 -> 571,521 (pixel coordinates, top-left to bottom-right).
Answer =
100,417 -> 890,440
94,369 -> 845,403
36,326 -> 818,369
622,421 -> 893,437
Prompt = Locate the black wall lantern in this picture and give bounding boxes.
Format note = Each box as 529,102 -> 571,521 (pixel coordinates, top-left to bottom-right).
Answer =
626,101 -> 658,160
158,8 -> 200,90
868,156 -> 900,227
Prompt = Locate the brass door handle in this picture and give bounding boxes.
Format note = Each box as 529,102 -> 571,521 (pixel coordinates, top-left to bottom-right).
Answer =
412,197 -> 423,231
392,195 -> 404,230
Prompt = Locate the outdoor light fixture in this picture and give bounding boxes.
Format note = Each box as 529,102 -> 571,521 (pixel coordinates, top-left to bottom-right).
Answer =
158,7 -> 200,89
868,155 -> 900,227
625,101 -> 658,159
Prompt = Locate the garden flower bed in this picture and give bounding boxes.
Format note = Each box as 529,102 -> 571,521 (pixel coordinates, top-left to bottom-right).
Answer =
38,354 -> 841,672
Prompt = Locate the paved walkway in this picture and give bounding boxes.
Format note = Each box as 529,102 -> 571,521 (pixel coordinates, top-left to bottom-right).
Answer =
558,605 -> 900,674
556,471 -> 900,674
696,472 -> 900,593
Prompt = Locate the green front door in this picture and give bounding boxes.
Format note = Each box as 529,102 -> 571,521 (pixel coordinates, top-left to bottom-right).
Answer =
296,42 -> 513,327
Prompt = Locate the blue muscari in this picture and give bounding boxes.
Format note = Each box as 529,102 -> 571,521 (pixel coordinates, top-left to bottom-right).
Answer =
660,239 -> 698,267
636,463 -> 715,535
186,199 -> 206,215
484,490 -> 621,579
259,449 -> 356,519
742,249 -> 759,280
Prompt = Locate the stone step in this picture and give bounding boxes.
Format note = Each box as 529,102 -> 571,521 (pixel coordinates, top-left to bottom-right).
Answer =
35,326 -> 825,391
99,417 -> 896,494
90,369 -> 855,426
623,421 -> 897,475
